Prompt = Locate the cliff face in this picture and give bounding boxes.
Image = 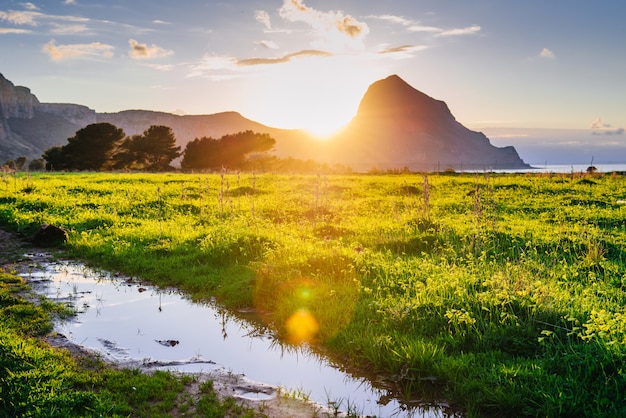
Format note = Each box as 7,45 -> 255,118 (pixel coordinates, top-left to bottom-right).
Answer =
0,73 -> 95,161
0,74 -> 39,120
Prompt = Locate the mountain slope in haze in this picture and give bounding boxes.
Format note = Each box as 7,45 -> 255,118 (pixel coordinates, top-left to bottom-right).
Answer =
1,72 -> 528,171
315,75 -> 529,170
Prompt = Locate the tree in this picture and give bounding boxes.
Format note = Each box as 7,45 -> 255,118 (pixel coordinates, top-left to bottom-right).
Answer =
28,158 -> 45,171
115,125 -> 181,171
180,136 -> 221,171
43,123 -> 125,171
42,146 -> 67,171
181,131 -> 276,171
15,157 -> 27,170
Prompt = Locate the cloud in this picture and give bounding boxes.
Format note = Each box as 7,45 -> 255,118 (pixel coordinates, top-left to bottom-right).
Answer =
278,0 -> 369,50
377,44 -> 428,59
237,49 -> 331,66
0,10 -> 39,25
188,55 -> 238,78
128,39 -> 173,59
593,128 -> 625,136
152,20 -> 170,25
143,63 -> 174,72
366,14 -> 479,36
64,0 -> 76,4
591,117 -> 624,135
0,27 -> 31,34
21,3 -> 39,11
591,117 -> 608,130
49,22 -> 88,34
255,10 -> 272,30
256,40 -> 279,49
0,9 -> 90,28
540,47 -> 555,59
436,25 -> 481,37
42,39 -> 114,61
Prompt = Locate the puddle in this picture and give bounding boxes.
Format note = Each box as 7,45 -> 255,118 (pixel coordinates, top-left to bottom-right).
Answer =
17,253 -> 456,417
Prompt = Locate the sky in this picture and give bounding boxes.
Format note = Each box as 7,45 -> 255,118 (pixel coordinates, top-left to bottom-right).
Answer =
1,0 -> 625,152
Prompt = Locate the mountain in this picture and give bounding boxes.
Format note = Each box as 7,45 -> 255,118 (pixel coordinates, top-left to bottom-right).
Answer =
0,72 -> 528,171
316,75 -> 529,170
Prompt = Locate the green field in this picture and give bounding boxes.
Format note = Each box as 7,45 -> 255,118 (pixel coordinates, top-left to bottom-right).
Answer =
2,170 -> 626,417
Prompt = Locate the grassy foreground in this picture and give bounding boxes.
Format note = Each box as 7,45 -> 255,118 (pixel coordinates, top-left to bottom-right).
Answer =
1,171 -> 626,416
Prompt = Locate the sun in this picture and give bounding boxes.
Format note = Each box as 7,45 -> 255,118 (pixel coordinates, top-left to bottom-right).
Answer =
244,55 -> 378,138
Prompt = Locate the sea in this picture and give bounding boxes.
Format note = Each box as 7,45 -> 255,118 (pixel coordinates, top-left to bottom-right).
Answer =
471,163 -> 626,174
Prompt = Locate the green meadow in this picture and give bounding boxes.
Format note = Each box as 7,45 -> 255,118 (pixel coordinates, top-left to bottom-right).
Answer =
2,170 -> 626,417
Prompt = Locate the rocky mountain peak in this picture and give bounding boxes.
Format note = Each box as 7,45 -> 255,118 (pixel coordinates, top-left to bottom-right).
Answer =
355,74 -> 454,129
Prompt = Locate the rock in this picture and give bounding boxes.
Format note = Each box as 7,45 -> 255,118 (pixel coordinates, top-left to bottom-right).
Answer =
32,224 -> 68,247
155,339 -> 180,347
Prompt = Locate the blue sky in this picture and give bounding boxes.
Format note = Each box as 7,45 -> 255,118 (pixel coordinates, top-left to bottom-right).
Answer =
1,0 -> 625,144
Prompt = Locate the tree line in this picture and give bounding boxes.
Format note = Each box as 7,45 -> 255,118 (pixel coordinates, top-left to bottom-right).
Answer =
3,122 -> 352,174
40,122 -> 276,172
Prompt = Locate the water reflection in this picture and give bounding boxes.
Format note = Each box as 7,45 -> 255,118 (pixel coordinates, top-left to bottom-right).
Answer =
17,254 -> 458,417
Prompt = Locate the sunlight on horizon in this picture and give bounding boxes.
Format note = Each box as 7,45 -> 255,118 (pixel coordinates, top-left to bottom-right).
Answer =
242,55 -> 381,138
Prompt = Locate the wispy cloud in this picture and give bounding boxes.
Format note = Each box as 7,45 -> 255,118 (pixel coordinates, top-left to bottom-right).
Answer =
42,39 -> 114,61
256,40 -> 279,49
187,55 -> 238,78
367,14 -> 480,37
255,10 -> 272,30
237,49 -> 331,66
540,47 -> 555,59
591,117 -> 624,135
128,39 -> 173,59
49,22 -> 88,34
0,27 -> 31,34
278,0 -> 369,51
436,25 -> 481,37
143,63 -> 175,72
152,20 -> 170,25
63,0 -> 76,5
377,44 -> 428,59
0,10 -> 39,25
21,3 -> 39,11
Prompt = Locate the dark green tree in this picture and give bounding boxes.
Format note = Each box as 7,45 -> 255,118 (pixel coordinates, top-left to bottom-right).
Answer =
42,123 -> 125,171
64,123 -> 125,170
28,158 -> 45,171
180,131 -> 275,171
180,136 -> 220,171
42,146 -> 68,171
115,125 -> 181,171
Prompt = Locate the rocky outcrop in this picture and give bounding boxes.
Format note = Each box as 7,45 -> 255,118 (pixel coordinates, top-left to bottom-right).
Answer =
0,73 -> 39,120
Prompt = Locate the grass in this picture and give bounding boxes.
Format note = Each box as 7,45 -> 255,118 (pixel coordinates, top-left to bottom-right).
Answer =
2,170 -> 626,416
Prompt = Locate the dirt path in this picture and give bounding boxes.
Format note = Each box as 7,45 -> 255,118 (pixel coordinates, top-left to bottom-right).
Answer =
0,228 -> 344,417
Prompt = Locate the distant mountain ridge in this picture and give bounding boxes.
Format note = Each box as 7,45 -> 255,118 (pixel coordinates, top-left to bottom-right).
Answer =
0,72 -> 528,171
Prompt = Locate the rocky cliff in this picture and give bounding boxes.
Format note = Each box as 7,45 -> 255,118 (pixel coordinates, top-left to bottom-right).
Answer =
0,73 -> 96,161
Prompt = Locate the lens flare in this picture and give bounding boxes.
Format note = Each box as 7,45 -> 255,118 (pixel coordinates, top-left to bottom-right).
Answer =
285,308 -> 320,344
